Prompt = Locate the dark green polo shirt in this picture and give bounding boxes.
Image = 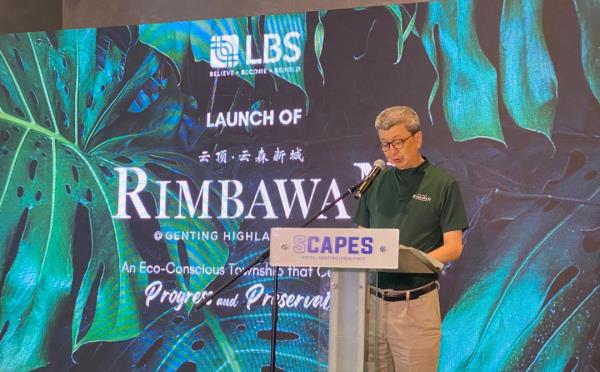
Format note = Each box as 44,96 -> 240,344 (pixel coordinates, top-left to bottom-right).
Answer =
353,158 -> 468,290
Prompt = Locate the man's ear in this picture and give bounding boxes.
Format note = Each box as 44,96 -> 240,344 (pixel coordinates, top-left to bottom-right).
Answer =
415,130 -> 423,148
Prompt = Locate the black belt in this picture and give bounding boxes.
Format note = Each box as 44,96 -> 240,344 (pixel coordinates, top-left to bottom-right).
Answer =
369,281 -> 438,302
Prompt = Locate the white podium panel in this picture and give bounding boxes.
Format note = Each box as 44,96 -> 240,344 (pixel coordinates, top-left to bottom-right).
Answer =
328,269 -> 368,372
269,228 -> 399,269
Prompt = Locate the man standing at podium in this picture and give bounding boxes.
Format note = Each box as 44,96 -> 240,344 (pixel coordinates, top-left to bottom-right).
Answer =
353,106 -> 468,371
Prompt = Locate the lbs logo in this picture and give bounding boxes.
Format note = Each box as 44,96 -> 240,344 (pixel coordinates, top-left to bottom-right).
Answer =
210,32 -> 302,69
210,35 -> 240,68
293,235 -> 374,255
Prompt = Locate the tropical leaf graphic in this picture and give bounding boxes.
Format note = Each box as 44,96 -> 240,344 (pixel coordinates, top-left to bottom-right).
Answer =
385,4 -> 418,64
573,0 -> 600,103
439,134 -> 600,371
0,29 -> 228,369
419,0 -> 598,144
140,18 -> 255,87
264,12 -> 308,109
499,0 -> 557,143
108,276 -> 328,371
314,11 -> 326,85
421,0 -> 504,143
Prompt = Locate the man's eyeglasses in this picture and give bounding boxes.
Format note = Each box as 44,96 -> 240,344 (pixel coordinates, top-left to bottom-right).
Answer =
377,132 -> 418,152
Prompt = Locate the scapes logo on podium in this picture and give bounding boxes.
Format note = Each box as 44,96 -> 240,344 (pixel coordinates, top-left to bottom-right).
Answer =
293,235 -> 374,255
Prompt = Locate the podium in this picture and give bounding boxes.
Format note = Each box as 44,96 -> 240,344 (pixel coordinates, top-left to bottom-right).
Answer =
270,228 -> 443,371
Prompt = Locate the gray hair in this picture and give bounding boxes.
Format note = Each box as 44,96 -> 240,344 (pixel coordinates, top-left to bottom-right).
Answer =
374,106 -> 421,133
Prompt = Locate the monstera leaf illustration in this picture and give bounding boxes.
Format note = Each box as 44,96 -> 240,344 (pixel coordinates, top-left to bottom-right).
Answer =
439,135 -> 600,371
500,0 -> 557,143
108,273 -> 328,371
573,0 -> 600,103
263,12 -> 308,106
421,0 -> 504,143
420,0 -> 599,144
0,29 -> 229,370
139,18 -> 255,87
170,308 -> 325,371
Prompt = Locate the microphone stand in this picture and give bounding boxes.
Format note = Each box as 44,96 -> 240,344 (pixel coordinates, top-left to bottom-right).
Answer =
191,181 -> 363,371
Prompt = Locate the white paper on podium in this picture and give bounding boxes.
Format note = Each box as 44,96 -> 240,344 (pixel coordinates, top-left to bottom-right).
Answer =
269,227 -> 399,269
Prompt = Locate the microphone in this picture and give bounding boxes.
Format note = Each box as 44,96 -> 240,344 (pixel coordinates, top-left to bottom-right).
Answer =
353,159 -> 386,199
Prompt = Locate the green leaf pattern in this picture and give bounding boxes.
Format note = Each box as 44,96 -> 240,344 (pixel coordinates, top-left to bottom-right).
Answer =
573,0 -> 600,103
314,11 -> 326,85
422,0 -> 505,143
264,13 -> 308,109
500,0 -> 558,143
0,29 -> 229,369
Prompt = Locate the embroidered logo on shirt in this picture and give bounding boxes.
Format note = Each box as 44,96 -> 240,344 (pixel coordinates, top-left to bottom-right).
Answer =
412,193 -> 432,202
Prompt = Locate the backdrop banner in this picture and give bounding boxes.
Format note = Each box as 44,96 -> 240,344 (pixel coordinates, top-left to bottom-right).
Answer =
0,1 -> 598,370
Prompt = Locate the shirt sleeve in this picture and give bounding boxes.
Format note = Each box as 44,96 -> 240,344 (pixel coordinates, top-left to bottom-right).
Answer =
352,194 -> 371,227
440,180 -> 469,233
